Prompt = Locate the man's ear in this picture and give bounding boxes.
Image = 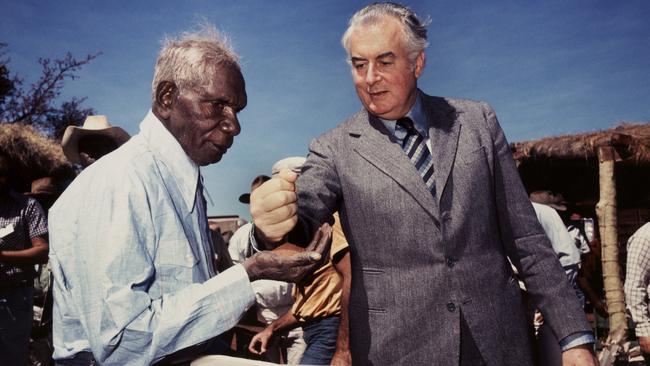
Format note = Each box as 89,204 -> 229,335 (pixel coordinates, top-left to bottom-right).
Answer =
414,51 -> 426,79
153,81 -> 177,120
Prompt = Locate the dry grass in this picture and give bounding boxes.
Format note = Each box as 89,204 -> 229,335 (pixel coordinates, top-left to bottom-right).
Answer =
0,123 -> 72,182
511,122 -> 650,165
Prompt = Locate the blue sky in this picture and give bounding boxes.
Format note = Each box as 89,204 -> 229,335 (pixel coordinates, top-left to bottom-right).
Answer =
2,0 -> 649,219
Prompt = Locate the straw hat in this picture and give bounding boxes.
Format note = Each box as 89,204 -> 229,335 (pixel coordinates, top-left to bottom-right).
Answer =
61,115 -> 130,164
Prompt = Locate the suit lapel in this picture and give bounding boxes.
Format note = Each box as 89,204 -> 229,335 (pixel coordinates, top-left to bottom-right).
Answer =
348,109 -> 440,224
423,95 -> 461,204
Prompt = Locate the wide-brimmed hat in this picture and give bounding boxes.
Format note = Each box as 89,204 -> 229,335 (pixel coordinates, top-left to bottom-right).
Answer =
271,156 -> 306,176
24,177 -> 58,197
61,115 -> 130,164
238,175 -> 271,204
530,190 -> 567,211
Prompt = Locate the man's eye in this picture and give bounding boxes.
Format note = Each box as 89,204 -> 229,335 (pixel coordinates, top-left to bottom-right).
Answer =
380,61 -> 393,66
353,63 -> 365,70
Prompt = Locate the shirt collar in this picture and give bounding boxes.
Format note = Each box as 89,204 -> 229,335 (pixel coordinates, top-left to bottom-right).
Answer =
139,110 -> 200,212
378,91 -> 428,141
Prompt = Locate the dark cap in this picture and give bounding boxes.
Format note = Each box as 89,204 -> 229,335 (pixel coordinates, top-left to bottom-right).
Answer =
238,175 -> 271,204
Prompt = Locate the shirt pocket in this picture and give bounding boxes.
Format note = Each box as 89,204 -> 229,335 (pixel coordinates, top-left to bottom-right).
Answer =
155,239 -> 200,287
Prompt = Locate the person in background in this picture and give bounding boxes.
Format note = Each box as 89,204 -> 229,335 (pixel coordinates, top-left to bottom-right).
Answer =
48,25 -> 329,365
25,176 -> 66,364
61,115 -> 130,168
530,191 -> 585,366
625,222 -> 650,365
530,191 -> 584,305
248,156 -> 352,365
0,152 -> 49,365
230,168 -> 306,364
249,208 -> 350,365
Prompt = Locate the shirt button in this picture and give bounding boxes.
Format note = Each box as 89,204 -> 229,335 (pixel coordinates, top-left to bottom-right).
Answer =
447,302 -> 456,312
446,258 -> 455,268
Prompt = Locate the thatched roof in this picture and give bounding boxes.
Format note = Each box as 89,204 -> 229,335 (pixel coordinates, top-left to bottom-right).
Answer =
0,123 -> 73,185
511,122 -> 650,166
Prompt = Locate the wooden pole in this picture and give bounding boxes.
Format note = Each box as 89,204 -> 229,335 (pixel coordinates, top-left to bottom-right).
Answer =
596,145 -> 627,337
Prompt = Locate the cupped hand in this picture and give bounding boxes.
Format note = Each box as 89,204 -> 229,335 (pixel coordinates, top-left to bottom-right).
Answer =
243,223 -> 332,283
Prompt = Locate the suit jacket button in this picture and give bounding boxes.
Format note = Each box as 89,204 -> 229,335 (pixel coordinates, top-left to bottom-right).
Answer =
447,302 -> 456,312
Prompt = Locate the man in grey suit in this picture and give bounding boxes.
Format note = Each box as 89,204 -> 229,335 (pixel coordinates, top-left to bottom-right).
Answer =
250,3 -> 598,365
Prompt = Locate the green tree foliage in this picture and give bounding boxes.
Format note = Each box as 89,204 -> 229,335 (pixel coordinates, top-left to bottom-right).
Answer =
0,42 -> 100,140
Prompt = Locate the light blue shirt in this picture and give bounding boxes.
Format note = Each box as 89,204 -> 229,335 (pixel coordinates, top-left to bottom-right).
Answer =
49,110 -> 255,365
379,92 -> 430,152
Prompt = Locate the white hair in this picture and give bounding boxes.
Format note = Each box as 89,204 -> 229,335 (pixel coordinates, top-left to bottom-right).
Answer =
341,2 -> 430,66
151,24 -> 240,99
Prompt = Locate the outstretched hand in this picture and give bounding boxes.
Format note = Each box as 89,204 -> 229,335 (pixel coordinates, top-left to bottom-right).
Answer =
243,223 -> 332,283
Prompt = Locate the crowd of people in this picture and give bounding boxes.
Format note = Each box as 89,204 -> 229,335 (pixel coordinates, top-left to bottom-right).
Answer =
1,2 -> 649,366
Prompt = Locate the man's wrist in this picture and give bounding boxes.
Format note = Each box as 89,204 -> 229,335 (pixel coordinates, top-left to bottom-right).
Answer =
250,223 -> 282,250
241,259 -> 259,282
559,331 -> 595,352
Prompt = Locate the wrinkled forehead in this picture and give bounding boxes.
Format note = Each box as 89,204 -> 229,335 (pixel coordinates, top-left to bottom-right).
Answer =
349,18 -> 406,55
188,61 -> 246,98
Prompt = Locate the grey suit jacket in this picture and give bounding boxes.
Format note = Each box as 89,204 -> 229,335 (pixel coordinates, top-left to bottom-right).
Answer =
292,92 -> 590,365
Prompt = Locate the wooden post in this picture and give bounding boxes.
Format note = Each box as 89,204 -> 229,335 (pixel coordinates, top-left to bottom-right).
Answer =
596,145 -> 627,337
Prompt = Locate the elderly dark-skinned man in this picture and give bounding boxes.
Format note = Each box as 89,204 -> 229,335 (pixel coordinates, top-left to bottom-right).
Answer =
48,25 -> 330,366
250,3 -> 597,366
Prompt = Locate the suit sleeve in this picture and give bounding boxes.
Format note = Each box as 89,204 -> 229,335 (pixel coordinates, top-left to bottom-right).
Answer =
289,136 -> 342,245
481,102 -> 591,340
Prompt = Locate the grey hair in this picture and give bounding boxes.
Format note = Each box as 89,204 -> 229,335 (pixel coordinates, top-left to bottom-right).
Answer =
151,24 -> 240,100
341,2 -> 430,65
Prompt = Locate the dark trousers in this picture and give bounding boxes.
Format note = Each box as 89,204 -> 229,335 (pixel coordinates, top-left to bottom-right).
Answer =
301,315 -> 341,365
0,285 -> 33,366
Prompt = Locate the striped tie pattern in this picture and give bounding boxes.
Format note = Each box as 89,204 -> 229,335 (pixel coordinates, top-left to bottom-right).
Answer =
397,117 -> 436,197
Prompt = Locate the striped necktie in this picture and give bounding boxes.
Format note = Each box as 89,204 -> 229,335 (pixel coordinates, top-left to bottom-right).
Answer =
396,117 -> 436,197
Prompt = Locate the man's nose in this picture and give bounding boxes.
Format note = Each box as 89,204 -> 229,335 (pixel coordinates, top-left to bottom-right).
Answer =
219,108 -> 241,136
365,63 -> 381,85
